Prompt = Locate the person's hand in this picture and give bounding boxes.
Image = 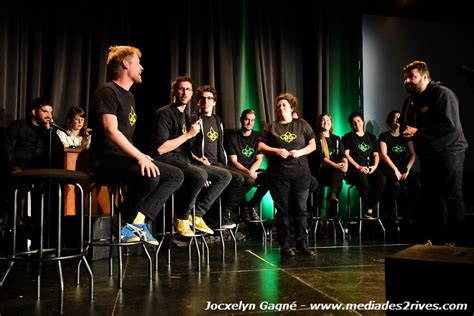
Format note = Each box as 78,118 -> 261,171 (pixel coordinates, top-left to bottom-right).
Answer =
188,120 -> 201,138
194,155 -> 210,165
337,162 -> 348,173
402,126 -> 417,138
359,165 -> 370,174
395,169 -> 402,181
138,155 -> 160,177
203,180 -> 212,187
400,169 -> 410,181
248,169 -> 259,180
277,148 -> 291,159
289,149 -> 302,158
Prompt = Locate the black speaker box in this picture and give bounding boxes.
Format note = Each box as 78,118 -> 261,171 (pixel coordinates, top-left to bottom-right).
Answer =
385,244 -> 474,314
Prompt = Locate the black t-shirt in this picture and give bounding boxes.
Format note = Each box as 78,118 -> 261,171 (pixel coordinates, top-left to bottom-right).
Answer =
201,115 -> 219,164
378,132 -> 410,173
4,119 -> 63,171
342,131 -> 378,168
150,103 -> 193,163
315,134 -> 345,163
259,119 -> 315,177
225,129 -> 260,169
89,81 -> 136,158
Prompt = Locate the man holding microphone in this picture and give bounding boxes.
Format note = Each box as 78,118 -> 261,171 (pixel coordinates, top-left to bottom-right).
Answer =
150,76 -> 231,236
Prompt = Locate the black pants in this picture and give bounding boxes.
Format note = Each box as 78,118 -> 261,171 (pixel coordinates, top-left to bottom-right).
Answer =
317,166 -> 344,197
165,161 -> 231,219
92,155 -> 184,223
226,166 -> 268,210
420,151 -> 465,243
345,168 -> 386,210
381,167 -> 422,218
268,174 -> 310,248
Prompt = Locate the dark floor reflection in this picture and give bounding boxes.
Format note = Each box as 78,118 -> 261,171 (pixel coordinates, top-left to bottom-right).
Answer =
1,237 -> 470,315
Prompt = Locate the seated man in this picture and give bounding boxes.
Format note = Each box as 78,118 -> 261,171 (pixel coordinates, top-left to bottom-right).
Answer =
192,86 -> 254,228
89,46 -> 183,245
4,97 -> 63,174
150,77 -> 231,236
225,109 -> 267,221
3,97 -> 65,248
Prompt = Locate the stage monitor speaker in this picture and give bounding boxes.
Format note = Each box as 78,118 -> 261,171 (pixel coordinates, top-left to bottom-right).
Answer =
385,244 -> 474,315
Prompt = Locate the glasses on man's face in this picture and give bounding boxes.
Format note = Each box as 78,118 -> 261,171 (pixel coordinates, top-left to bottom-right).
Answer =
178,87 -> 193,93
199,96 -> 215,101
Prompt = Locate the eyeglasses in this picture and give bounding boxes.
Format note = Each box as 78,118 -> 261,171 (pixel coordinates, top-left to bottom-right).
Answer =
178,87 -> 193,93
199,96 -> 215,101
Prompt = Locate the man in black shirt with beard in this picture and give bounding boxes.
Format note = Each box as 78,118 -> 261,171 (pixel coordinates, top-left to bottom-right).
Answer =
401,60 -> 468,245
4,97 -> 63,174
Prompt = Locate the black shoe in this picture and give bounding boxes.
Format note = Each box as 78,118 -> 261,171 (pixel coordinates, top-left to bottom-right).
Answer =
240,209 -> 251,222
326,194 -> 339,202
221,215 -> 236,229
296,246 -> 316,256
280,247 -> 296,256
249,207 -> 260,221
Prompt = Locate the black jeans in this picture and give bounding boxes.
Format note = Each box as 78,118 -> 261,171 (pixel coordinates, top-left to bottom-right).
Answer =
420,151 -> 465,243
166,161 -> 231,219
92,155 -> 184,223
345,168 -> 386,210
381,167 -> 422,218
268,174 -> 310,248
219,166 -> 256,213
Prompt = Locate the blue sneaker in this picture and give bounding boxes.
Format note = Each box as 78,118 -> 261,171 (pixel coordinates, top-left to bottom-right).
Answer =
135,223 -> 159,246
120,224 -> 141,243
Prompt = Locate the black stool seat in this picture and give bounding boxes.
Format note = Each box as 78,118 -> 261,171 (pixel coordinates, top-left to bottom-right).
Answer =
13,168 -> 89,183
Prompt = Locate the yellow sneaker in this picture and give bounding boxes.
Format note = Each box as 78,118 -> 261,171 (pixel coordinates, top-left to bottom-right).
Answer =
175,218 -> 194,237
188,215 -> 214,234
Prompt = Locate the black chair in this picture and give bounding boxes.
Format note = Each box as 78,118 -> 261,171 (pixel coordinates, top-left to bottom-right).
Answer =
0,169 -> 94,314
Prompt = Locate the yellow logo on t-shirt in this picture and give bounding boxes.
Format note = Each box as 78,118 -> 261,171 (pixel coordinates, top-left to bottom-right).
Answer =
207,127 -> 218,142
280,131 -> 297,143
182,123 -> 187,134
129,106 -> 137,126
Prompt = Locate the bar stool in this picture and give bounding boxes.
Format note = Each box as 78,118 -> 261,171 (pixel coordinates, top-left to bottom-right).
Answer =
345,184 -> 386,242
236,200 -> 268,246
212,197 -> 237,260
0,169 -> 94,314
154,194 -> 210,272
81,177 -> 152,288
311,186 -> 345,243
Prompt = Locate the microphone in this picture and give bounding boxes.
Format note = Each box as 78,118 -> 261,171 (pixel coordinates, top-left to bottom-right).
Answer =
50,121 -> 70,135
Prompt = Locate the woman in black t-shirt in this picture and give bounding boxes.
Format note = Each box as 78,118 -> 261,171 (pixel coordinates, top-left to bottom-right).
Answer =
315,113 -> 348,217
342,112 -> 386,218
379,110 -> 421,223
258,93 -> 316,256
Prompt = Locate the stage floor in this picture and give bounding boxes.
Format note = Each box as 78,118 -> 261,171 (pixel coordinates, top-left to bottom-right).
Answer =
0,237 -> 413,315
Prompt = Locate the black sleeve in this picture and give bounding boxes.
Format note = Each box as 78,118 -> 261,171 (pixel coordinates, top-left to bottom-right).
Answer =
150,109 -> 172,154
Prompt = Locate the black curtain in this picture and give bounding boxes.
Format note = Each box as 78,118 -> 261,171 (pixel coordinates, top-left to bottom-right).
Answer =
1,1 -> 360,151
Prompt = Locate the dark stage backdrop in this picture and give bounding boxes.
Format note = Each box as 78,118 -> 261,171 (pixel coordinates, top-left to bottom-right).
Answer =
0,1 -> 362,154
362,14 -> 474,172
